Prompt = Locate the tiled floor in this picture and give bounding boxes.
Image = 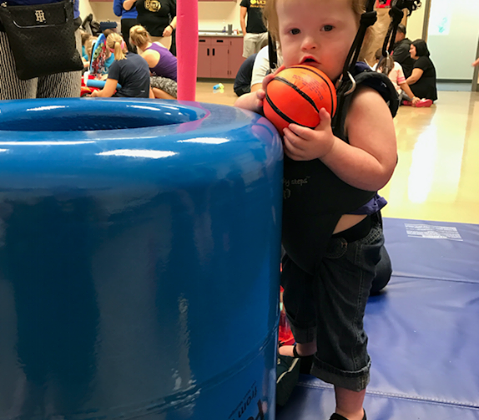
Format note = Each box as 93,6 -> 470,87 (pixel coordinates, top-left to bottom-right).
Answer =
195,81 -> 479,225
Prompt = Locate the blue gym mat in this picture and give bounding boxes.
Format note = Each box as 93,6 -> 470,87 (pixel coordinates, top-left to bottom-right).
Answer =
276,218 -> 479,420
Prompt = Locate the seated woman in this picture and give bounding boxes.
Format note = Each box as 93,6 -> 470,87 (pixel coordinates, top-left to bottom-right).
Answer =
91,33 -> 153,98
129,25 -> 177,99
406,39 -> 438,103
373,49 -> 431,107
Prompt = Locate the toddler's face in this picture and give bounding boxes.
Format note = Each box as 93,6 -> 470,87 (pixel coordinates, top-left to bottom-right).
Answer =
277,0 -> 359,82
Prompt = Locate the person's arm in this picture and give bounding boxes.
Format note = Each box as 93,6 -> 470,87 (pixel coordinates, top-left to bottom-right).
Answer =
473,57 -> 479,67
122,0 -> 136,12
163,16 -> 177,37
235,69 -> 279,113
250,46 -> 276,89
395,63 -> 419,105
398,81 -> 419,105
142,50 -> 160,68
240,6 -> 247,35
405,68 -> 423,86
113,0 -> 123,16
392,43 -> 410,64
282,86 -> 397,191
91,78 -> 118,97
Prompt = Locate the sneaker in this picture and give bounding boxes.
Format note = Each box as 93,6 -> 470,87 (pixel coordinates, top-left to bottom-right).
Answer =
276,354 -> 300,407
402,100 -> 412,106
330,410 -> 367,420
415,98 -> 433,107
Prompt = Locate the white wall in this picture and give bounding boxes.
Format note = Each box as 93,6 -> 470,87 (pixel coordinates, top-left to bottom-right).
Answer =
198,1 -> 241,31
79,0 -> 242,32
405,2 -> 426,42
427,0 -> 479,80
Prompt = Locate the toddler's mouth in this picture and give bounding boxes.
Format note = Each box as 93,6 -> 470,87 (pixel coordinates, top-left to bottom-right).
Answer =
301,57 -> 318,65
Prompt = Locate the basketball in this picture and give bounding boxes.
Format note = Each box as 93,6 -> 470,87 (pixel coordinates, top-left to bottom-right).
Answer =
264,65 -> 337,133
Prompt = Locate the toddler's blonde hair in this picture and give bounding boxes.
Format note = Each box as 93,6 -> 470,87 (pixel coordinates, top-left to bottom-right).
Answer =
106,33 -> 127,61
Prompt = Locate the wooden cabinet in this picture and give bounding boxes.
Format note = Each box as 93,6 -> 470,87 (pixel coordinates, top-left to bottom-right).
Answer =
197,37 -> 245,79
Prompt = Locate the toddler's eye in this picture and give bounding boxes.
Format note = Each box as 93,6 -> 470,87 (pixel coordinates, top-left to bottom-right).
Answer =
290,28 -> 300,35
322,25 -> 334,32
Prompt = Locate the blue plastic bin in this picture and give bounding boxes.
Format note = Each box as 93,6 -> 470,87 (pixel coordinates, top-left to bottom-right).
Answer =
0,98 -> 283,420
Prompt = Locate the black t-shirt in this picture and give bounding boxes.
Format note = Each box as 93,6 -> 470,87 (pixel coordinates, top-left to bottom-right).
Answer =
136,0 -> 176,37
410,56 -> 438,101
240,0 -> 267,34
234,53 -> 257,93
108,52 -> 151,98
392,38 -> 414,78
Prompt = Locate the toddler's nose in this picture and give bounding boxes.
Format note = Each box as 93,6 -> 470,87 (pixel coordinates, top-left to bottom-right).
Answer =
301,36 -> 317,51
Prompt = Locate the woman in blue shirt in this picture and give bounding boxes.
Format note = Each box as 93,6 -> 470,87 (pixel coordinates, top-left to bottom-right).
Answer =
113,0 -> 138,52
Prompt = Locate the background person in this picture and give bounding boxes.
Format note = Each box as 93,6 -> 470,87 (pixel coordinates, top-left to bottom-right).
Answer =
373,49 -> 429,107
0,0 -> 82,100
91,33 -> 153,98
113,0 -> 138,53
250,44 -> 283,92
392,23 -> 414,78
130,24 -> 177,99
135,0 -> 176,51
406,39 -> 438,103
240,0 -> 268,58
234,53 -> 258,97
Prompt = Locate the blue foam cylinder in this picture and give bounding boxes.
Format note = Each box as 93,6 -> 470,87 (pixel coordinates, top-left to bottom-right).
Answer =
0,98 -> 283,420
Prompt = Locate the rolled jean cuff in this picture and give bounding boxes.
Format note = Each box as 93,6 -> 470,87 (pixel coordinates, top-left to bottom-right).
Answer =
286,313 -> 316,344
311,358 -> 371,392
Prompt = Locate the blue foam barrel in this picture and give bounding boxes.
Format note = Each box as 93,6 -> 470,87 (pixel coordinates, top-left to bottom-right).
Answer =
0,98 -> 283,420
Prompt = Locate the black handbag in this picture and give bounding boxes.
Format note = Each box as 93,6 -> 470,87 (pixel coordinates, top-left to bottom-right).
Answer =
0,0 -> 83,80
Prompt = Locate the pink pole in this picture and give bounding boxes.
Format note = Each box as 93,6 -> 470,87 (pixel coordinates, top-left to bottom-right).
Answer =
176,0 -> 198,101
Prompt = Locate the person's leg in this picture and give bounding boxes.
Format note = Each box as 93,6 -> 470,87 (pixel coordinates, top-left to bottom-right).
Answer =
369,245 -> 392,295
234,85 -> 251,97
150,35 -> 172,50
150,76 -> 177,99
36,29 -> 82,98
0,32 -> 37,100
152,87 -> 175,99
312,217 -> 382,419
255,32 -> 269,54
121,18 -> 138,52
278,253 -> 317,359
370,211 -> 392,295
242,33 -> 255,58
334,388 -> 366,420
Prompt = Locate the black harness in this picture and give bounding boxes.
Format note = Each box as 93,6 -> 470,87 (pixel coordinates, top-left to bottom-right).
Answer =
272,0 -> 421,274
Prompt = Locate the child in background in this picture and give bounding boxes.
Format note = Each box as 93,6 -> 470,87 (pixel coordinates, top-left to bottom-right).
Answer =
373,49 -> 431,107
91,33 -> 153,98
235,0 -> 397,419
81,32 -> 92,69
129,24 -> 178,99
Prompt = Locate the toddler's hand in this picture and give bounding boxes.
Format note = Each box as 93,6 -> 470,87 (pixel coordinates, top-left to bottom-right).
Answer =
234,66 -> 285,113
282,108 -> 335,161
261,64 -> 285,92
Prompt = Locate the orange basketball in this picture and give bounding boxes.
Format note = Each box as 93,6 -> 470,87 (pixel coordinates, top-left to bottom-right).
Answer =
264,65 -> 337,133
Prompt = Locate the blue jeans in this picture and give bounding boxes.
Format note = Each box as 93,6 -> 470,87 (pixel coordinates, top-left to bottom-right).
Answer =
281,215 -> 384,391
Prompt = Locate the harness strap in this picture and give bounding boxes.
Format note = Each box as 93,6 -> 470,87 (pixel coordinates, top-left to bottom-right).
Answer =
268,33 -> 278,71
332,0 -> 376,132
381,1 -> 423,60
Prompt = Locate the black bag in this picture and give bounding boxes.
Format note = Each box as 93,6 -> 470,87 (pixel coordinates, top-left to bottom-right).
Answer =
0,0 -> 83,80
